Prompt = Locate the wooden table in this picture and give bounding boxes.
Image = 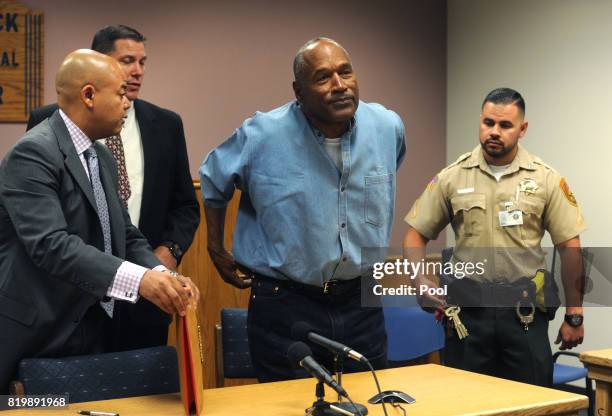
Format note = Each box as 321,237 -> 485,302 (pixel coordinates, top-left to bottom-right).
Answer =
202,364 -> 586,416
2,364 -> 588,415
580,348 -> 612,416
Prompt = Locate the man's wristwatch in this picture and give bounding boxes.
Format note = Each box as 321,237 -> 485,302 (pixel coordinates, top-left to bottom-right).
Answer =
564,314 -> 584,327
162,241 -> 184,263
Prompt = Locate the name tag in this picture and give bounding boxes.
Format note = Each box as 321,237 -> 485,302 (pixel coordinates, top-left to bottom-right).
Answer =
499,210 -> 523,227
457,187 -> 474,194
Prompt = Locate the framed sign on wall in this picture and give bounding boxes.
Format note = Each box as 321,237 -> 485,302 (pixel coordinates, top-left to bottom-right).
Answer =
0,0 -> 43,123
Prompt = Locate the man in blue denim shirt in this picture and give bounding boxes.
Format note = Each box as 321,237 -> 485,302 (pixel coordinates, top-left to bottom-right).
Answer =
199,37 -> 406,381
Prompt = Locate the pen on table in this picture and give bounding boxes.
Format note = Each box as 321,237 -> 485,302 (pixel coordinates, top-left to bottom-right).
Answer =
77,411 -> 119,416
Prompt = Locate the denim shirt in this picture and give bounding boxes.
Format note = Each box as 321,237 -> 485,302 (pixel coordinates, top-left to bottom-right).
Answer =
199,100 -> 406,287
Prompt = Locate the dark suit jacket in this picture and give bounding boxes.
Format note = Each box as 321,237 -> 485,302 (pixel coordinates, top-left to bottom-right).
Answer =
27,100 -> 200,332
0,111 -> 161,390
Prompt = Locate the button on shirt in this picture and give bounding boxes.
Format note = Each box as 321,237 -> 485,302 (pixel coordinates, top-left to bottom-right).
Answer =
199,101 -> 406,287
405,144 -> 586,282
59,110 -> 164,302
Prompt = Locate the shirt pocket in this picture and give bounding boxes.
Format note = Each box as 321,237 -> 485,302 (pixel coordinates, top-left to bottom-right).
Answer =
516,197 -> 546,243
365,173 -> 394,227
450,193 -> 486,237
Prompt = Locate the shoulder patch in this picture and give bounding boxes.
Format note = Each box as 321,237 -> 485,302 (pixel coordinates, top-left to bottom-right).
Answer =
427,175 -> 439,191
560,178 -> 578,206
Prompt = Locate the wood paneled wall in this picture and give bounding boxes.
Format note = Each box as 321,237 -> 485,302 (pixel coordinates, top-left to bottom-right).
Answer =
171,181 -> 253,389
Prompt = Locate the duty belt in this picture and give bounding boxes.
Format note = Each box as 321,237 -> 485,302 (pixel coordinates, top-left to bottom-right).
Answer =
446,270 -> 560,329
447,277 -> 536,308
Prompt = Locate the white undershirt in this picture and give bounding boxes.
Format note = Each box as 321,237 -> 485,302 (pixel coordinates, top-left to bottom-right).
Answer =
488,163 -> 510,182
323,137 -> 342,172
104,105 -> 144,226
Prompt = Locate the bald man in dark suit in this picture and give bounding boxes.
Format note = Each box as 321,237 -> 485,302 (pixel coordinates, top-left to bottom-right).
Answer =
27,25 -> 200,350
0,50 -> 199,392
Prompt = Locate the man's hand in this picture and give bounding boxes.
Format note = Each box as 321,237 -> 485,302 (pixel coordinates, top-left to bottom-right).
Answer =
154,245 -> 178,271
175,272 -> 200,308
555,321 -> 584,350
204,205 -> 250,288
208,246 -> 252,289
139,270 -> 200,315
403,227 -> 444,312
415,275 -> 447,312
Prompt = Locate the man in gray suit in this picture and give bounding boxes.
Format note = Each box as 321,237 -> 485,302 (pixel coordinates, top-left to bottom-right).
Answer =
0,50 -> 199,392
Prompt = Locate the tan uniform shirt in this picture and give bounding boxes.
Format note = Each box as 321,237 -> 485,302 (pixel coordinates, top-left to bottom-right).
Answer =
405,144 -> 586,282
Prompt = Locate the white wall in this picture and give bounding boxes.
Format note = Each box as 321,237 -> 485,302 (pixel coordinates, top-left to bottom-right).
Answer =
447,0 -> 612,357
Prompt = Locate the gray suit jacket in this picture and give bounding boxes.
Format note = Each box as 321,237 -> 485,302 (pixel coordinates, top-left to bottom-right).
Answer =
28,101 -> 200,336
0,111 -> 160,390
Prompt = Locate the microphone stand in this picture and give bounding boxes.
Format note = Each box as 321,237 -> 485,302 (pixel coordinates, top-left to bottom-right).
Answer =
331,355 -> 368,416
305,381 -> 356,416
335,355 -> 344,402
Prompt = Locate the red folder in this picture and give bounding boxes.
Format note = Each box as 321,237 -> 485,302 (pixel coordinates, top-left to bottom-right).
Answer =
177,308 -> 204,416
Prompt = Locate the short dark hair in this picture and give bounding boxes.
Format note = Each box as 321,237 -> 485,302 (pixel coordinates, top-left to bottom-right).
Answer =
482,87 -> 525,115
91,25 -> 146,54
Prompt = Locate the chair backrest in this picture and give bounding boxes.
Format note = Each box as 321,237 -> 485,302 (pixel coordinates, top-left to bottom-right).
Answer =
216,308 -> 255,384
384,302 -> 445,362
17,346 -> 179,403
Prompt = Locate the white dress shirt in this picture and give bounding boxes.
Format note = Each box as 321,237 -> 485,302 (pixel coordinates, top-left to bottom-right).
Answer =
107,105 -> 145,227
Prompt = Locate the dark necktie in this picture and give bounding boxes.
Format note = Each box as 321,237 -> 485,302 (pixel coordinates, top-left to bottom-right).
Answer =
84,147 -> 115,317
105,135 -> 131,207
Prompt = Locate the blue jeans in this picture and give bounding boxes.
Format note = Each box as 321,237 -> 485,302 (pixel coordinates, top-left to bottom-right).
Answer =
247,276 -> 388,383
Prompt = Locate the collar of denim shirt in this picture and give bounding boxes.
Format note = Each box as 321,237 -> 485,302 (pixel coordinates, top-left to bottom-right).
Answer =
296,101 -> 356,144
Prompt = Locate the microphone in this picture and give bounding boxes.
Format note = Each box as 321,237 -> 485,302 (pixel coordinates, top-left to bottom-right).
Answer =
291,322 -> 367,363
287,342 -> 348,398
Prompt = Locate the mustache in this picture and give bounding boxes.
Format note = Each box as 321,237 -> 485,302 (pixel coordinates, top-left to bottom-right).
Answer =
485,138 -> 503,145
330,94 -> 354,103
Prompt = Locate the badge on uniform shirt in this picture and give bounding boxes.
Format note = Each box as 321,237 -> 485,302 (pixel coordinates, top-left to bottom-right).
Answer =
499,210 -> 523,227
519,178 -> 538,195
560,178 -> 578,206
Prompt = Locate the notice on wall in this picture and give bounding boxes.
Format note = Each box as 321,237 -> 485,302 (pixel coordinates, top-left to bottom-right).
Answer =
0,0 -> 43,123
